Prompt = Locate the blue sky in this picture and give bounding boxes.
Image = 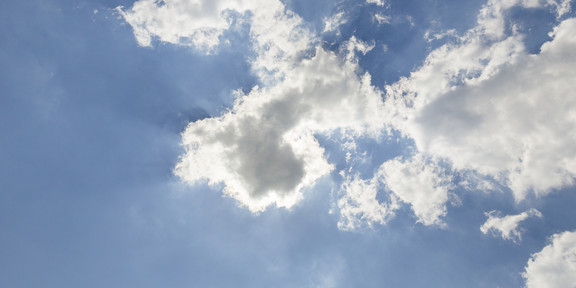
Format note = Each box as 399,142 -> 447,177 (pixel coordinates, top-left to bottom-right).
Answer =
2,0 -> 576,287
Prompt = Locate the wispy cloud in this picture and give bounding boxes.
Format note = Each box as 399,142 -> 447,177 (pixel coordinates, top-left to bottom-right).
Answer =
338,154 -> 453,230
174,46 -> 384,212
480,208 -> 542,242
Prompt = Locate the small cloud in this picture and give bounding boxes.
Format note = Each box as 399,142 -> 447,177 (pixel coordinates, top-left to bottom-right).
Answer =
378,155 -> 452,227
323,11 -> 347,33
337,174 -> 399,231
372,13 -> 391,25
337,154 -> 453,230
342,36 -> 375,63
480,208 -> 542,243
120,0 -> 387,213
424,28 -> 457,42
366,0 -> 387,7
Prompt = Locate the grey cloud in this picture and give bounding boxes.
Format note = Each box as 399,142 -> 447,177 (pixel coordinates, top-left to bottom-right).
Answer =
233,116 -> 305,197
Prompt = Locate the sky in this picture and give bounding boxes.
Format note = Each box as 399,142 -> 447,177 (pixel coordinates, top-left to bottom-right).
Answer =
1,0 -> 576,287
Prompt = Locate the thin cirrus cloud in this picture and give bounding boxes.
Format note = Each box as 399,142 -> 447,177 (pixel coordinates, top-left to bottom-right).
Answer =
480,208 -> 543,242
365,0 -> 387,7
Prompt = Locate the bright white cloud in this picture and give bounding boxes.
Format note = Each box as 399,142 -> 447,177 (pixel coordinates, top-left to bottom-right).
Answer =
337,173 -> 399,231
121,0 -> 386,212
120,0 -> 576,230
117,0 -> 247,50
523,231 -> 576,288
383,0 -> 576,200
378,156 -> 453,226
175,47 -> 385,212
338,155 -> 453,229
323,11 -> 347,33
480,208 -> 542,242
373,13 -> 391,25
342,36 -> 375,63
117,0 -> 312,66
366,0 -> 387,7
476,0 -> 572,40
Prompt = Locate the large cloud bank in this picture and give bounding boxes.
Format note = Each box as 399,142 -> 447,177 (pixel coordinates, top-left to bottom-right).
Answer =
383,0 -> 576,201
119,0 -> 576,228
118,0 -> 576,285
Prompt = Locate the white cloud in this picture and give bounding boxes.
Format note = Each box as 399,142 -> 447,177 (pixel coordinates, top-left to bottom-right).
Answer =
116,0 -> 248,50
383,0 -> 576,200
366,0 -> 387,7
175,47 -> 385,212
523,231 -> 576,288
378,156 -> 453,226
476,0 -> 572,39
338,155 -> 453,230
323,11 -> 347,33
373,13 -> 391,25
120,0 -> 386,212
247,3 -> 315,84
337,173 -> 399,231
480,208 -> 542,242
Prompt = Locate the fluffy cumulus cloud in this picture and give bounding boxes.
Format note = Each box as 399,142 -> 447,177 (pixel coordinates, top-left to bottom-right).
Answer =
378,156 -> 453,226
366,0 -> 387,7
480,208 -> 542,242
338,155 -> 452,229
120,0 -> 576,231
117,0 -> 250,50
120,0 -> 386,212
337,172 -> 399,231
323,11 -> 347,33
523,231 -> 576,288
117,0 -> 312,71
176,48 -> 384,211
383,0 -> 576,200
